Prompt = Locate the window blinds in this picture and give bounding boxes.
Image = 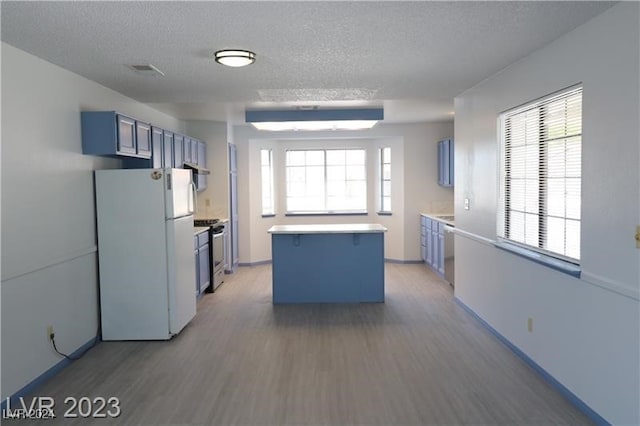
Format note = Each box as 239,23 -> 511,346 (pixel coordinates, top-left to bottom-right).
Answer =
500,86 -> 582,262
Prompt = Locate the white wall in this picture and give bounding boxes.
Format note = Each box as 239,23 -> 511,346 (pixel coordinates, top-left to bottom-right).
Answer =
232,121 -> 453,264
0,43 -> 184,400
454,4 -> 639,424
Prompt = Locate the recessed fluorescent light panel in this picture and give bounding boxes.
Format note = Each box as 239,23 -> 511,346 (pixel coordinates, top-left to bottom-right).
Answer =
246,108 -> 383,131
252,120 -> 379,131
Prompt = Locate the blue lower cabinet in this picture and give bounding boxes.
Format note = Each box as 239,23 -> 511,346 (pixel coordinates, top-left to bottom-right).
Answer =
437,223 -> 445,275
195,246 -> 200,297
198,243 -> 210,293
421,215 -> 446,278
420,216 -> 427,263
194,231 -> 211,298
425,219 -> 433,266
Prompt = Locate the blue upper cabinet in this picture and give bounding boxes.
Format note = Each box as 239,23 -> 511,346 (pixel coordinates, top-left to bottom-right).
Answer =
173,134 -> 184,167
85,111 -> 207,175
151,127 -> 164,168
82,111 -> 152,159
117,114 -> 136,155
136,121 -> 152,157
121,125 -> 161,169
196,140 -> 207,192
437,138 -> 454,187
191,139 -> 199,164
163,131 -> 174,168
183,136 -> 193,164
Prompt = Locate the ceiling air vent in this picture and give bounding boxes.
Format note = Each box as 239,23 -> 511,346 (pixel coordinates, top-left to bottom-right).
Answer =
129,64 -> 165,76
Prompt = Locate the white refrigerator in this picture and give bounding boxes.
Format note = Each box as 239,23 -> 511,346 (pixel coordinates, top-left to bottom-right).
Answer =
95,168 -> 197,340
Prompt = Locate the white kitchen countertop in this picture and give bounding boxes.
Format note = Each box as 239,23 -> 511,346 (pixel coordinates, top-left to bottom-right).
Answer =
268,224 -> 387,234
420,213 -> 455,227
194,226 -> 210,236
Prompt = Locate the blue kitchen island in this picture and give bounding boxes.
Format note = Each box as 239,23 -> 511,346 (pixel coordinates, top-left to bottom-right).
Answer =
268,224 -> 387,303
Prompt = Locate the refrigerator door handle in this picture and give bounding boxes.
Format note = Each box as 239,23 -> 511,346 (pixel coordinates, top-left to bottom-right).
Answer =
190,181 -> 197,215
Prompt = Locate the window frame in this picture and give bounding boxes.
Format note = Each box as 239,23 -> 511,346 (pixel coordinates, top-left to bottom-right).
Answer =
378,147 -> 392,215
260,148 -> 275,217
497,84 -> 582,265
284,148 -> 368,215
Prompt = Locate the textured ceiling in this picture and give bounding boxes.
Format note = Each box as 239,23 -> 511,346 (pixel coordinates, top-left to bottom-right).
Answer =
1,1 -> 615,123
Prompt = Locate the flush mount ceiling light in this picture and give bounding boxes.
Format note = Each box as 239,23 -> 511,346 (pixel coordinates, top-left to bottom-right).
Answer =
214,49 -> 256,67
245,108 -> 384,131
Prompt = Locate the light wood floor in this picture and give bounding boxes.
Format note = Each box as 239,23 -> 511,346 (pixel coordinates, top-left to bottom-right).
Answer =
17,264 -> 591,425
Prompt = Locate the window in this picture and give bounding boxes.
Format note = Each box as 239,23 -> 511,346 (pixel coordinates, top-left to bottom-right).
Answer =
498,85 -> 582,263
260,149 -> 275,215
379,147 -> 391,213
286,149 -> 366,213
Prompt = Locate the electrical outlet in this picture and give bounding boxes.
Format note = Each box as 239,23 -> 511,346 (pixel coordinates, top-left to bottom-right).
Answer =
47,325 -> 54,339
527,318 -> 533,333
464,198 -> 470,210
205,198 -> 211,207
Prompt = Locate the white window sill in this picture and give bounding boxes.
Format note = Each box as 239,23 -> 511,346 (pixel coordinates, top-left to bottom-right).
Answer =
493,241 -> 581,278
285,211 -> 368,217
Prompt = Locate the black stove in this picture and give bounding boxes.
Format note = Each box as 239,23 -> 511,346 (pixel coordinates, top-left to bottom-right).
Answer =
194,218 -> 219,227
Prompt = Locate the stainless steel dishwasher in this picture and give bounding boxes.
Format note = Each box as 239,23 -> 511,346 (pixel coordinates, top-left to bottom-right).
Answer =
443,224 -> 455,286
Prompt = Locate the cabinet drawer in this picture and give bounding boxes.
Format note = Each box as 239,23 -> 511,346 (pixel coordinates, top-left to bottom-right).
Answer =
197,231 -> 209,247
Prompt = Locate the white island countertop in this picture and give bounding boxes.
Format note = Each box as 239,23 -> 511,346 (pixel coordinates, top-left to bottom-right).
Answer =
268,223 -> 387,234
